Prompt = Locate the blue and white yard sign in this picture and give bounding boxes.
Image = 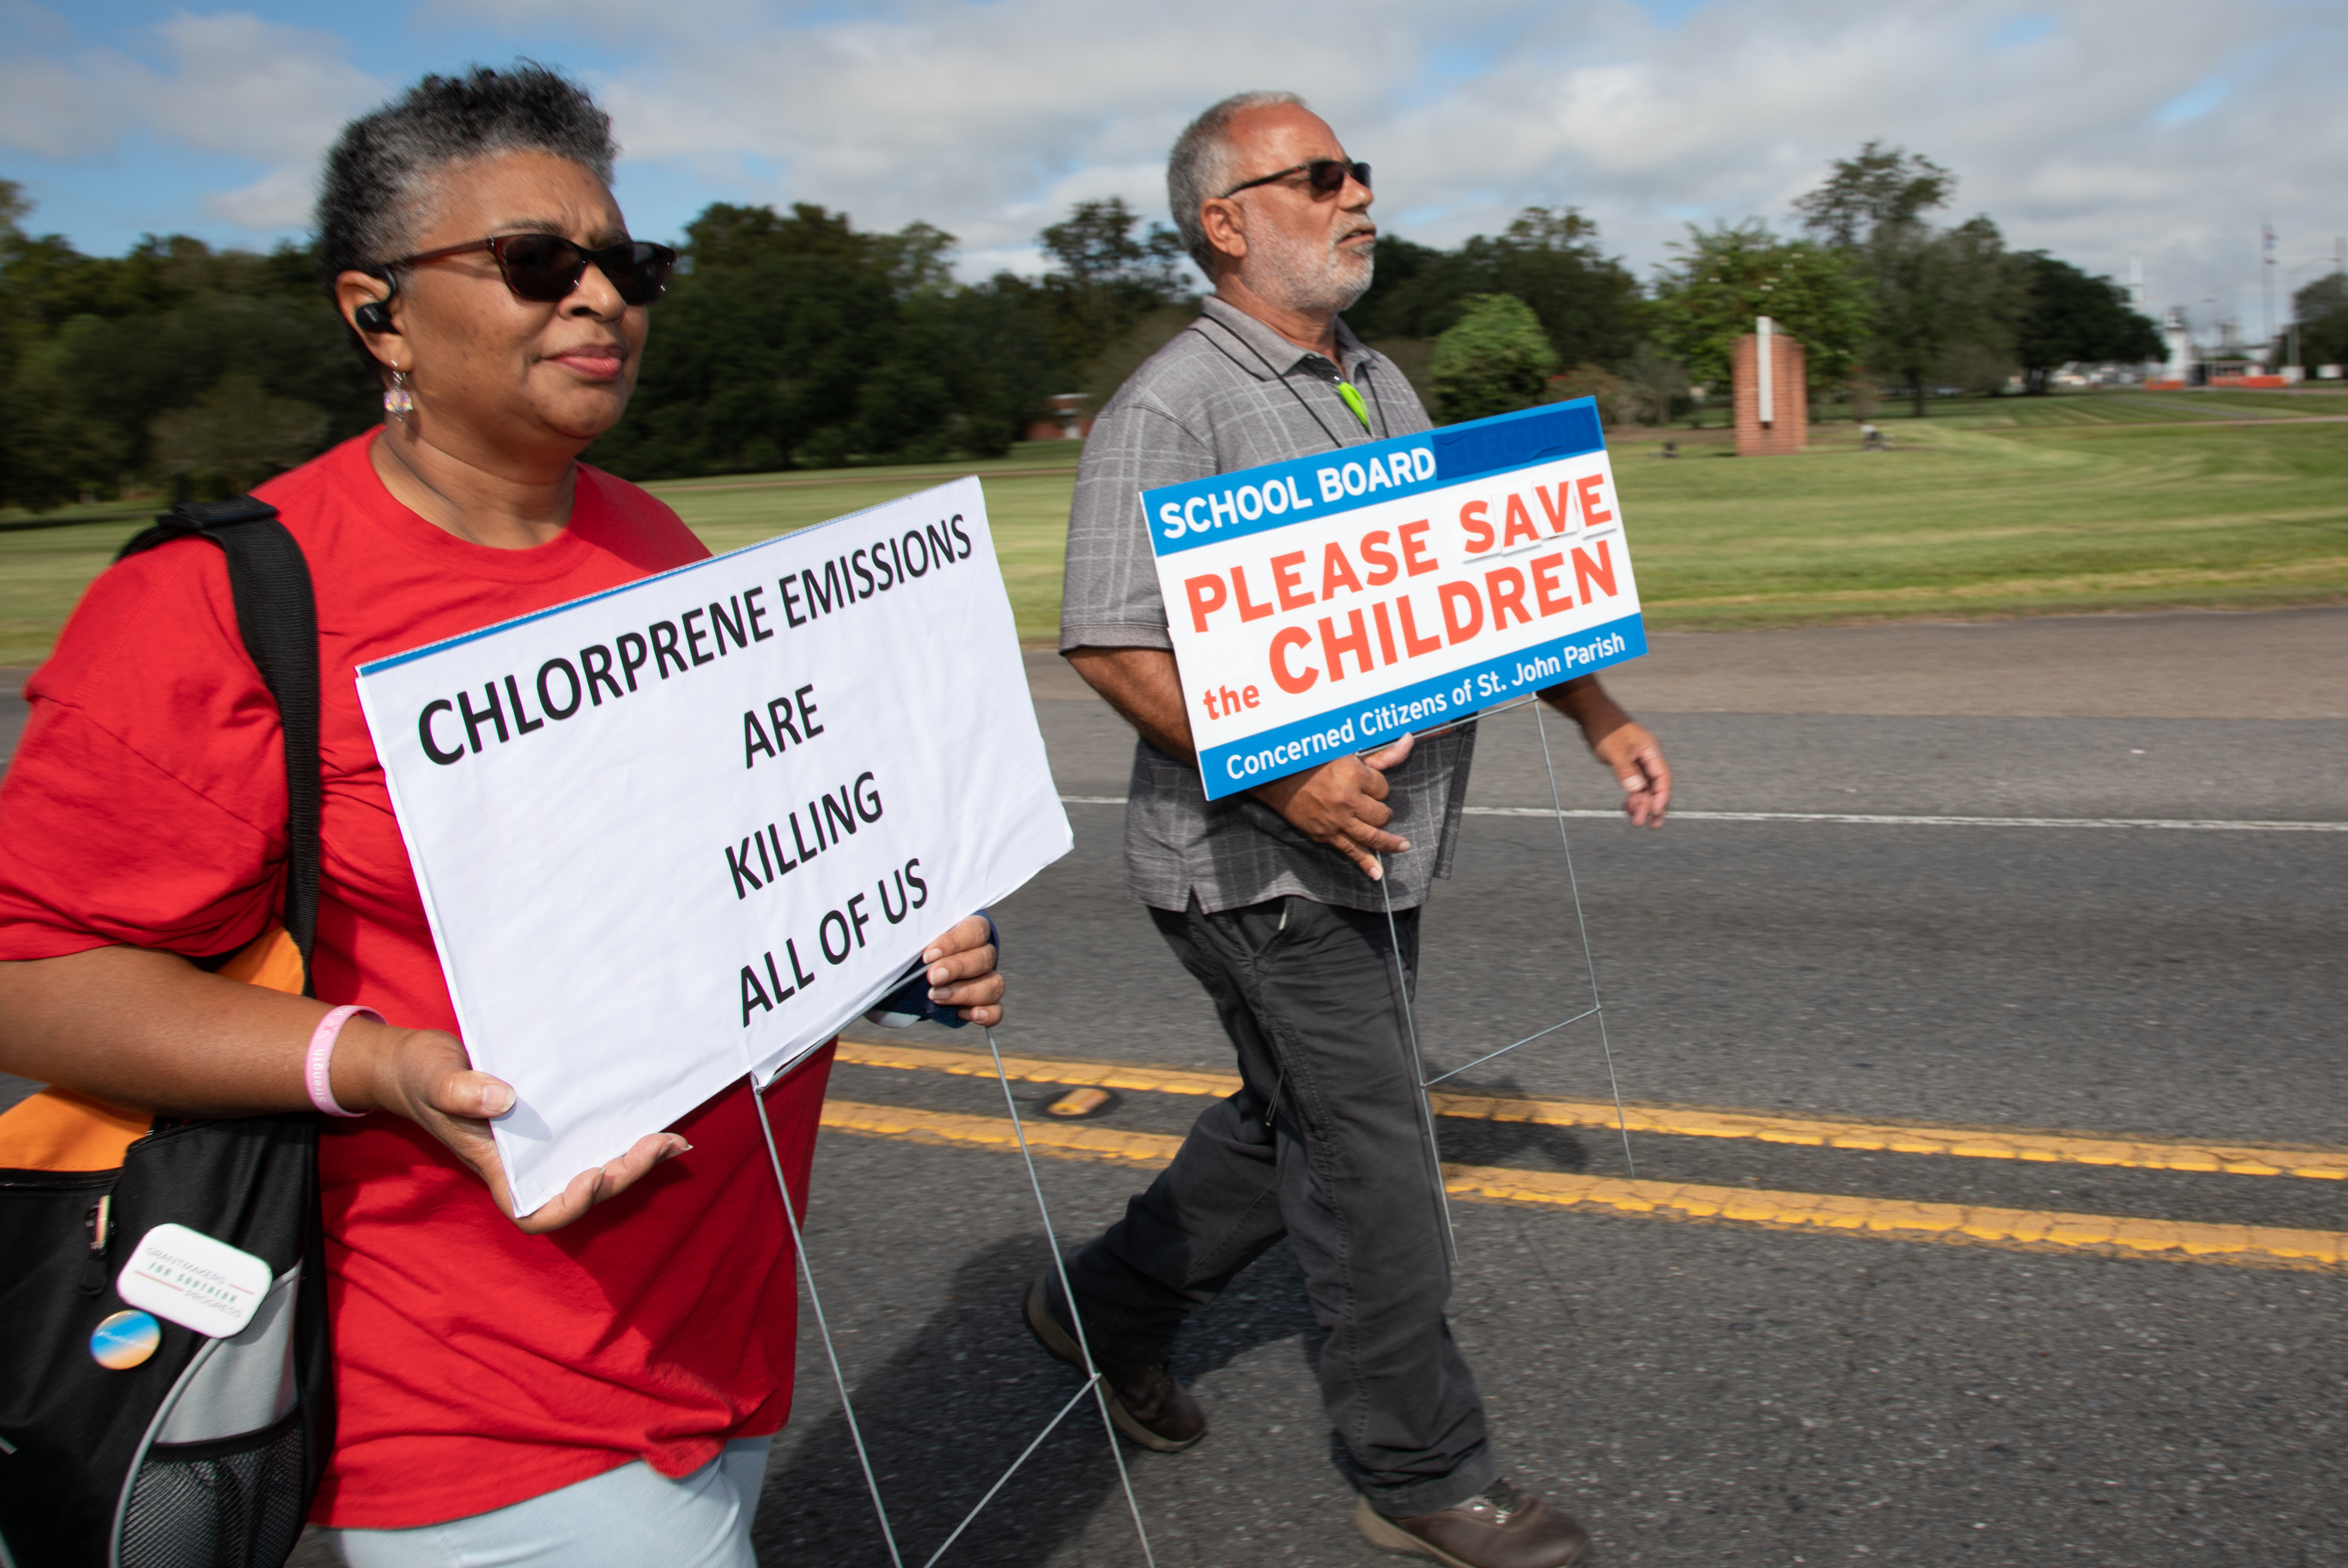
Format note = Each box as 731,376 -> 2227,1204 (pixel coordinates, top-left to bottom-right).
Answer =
1143,399 -> 1647,800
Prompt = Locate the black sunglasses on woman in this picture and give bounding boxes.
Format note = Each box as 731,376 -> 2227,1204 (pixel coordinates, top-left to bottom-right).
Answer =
384,232 -> 677,306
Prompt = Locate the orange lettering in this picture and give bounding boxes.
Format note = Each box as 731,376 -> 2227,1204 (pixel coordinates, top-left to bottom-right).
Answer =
1398,520 -> 1438,577
1320,541 -> 1364,599
1500,493 -> 1539,548
1359,529 -> 1399,586
1459,499 -> 1493,554
1485,567 -> 1530,629
1319,610 -> 1374,680
1530,553 -> 1573,616
1395,594 -> 1443,657
1269,626 -> 1318,693
1270,550 -> 1313,611
1571,539 -> 1618,602
1576,473 -> 1614,527
1184,573 -> 1227,633
1230,565 -> 1274,621
1439,581 -> 1483,644
1535,482 -> 1573,534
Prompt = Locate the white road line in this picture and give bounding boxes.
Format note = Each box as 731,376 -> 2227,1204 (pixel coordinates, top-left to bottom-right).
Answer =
1055,797 -> 2347,833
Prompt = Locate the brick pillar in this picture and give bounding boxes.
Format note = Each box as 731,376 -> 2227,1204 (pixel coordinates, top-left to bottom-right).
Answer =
1732,328 -> 1809,456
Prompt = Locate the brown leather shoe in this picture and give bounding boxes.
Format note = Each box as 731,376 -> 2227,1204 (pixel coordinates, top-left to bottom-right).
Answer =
1021,1270 -> 1206,1453
1355,1481 -> 1591,1568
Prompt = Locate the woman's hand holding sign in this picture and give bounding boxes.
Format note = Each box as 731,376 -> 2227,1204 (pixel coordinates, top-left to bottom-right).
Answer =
335,1017 -> 690,1233
347,913 -> 1006,1229
416,911 -> 1004,1225
0,914 -> 1010,1238
922,914 -> 1006,1026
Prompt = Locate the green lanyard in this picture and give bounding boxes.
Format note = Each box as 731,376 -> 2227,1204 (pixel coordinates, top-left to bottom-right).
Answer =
1335,380 -> 1372,431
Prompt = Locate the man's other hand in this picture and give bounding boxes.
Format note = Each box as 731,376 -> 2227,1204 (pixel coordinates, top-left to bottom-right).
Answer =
1251,732 -> 1416,880
1541,674 -> 1671,829
1592,720 -> 1671,828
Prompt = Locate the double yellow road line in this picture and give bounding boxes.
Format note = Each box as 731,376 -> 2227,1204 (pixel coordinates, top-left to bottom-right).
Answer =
828,1040 -> 2348,1273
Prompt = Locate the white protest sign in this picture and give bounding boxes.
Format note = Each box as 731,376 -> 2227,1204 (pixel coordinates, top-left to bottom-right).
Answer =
1142,400 -> 1647,800
355,478 -> 1069,1216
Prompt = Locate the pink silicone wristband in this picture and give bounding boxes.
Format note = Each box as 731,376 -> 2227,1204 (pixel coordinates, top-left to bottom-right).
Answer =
305,1005 -> 382,1118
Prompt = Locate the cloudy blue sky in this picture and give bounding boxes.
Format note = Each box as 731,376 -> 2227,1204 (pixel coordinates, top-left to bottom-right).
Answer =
4,0 -> 2342,340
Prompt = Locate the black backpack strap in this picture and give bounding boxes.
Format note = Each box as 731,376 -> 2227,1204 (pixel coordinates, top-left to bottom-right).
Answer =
118,498 -> 322,996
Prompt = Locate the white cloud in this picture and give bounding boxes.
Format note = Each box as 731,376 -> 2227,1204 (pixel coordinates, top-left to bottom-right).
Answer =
202,163 -> 325,231
7,0 -> 2344,339
0,8 -> 382,230
0,52 -> 100,158
553,0 -> 2344,336
139,12 -> 384,163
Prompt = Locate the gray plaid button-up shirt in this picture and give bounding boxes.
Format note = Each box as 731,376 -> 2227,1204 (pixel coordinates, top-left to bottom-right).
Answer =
1059,296 -> 1476,915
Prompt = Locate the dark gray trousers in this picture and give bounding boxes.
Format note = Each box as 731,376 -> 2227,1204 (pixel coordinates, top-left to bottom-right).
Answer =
1057,893 -> 1497,1516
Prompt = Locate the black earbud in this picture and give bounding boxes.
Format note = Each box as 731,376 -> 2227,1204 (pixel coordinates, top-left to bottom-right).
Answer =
353,268 -> 399,334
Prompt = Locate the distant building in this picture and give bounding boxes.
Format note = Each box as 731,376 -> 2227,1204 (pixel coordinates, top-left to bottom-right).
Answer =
2145,312 -> 2295,389
1732,319 -> 1806,457
1023,393 -> 1094,442
2160,308 -> 2193,383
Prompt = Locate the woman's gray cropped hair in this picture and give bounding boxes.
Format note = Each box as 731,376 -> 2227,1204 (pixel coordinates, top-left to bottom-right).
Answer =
315,62 -> 618,293
1167,90 -> 1305,274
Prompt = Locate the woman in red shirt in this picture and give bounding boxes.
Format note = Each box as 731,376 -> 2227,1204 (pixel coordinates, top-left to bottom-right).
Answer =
0,66 -> 1002,1564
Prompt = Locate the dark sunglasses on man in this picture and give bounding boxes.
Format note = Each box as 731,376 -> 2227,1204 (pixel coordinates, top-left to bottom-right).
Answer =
385,232 -> 678,306
1219,158 -> 1371,200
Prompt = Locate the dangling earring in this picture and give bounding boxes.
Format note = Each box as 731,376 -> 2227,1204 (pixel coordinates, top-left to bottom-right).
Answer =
384,369 -> 414,422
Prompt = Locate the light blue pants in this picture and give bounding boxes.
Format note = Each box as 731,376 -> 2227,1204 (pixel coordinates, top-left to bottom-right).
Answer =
331,1438 -> 771,1567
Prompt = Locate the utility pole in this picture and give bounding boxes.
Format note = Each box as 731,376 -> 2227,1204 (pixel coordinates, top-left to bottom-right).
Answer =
2262,221 -> 2277,367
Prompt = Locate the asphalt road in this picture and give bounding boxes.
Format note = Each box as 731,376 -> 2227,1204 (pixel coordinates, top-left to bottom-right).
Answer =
767,615 -> 2347,1568
6,609 -> 2345,1566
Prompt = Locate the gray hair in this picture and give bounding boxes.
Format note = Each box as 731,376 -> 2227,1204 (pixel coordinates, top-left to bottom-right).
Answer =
1167,90 -> 1306,273
315,62 -> 617,292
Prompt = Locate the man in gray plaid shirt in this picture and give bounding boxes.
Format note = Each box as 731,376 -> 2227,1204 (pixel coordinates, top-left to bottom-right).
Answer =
1024,91 -> 1671,1568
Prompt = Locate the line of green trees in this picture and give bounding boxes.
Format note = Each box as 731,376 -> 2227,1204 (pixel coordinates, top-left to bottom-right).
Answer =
1,143 -> 2204,512
1649,142 -> 2164,418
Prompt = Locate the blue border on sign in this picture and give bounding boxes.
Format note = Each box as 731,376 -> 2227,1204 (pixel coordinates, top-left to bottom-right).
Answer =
1197,612 -> 1645,798
1143,398 -> 1606,558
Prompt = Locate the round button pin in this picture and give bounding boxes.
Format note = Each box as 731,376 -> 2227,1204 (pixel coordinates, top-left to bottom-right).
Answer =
90,1309 -> 161,1370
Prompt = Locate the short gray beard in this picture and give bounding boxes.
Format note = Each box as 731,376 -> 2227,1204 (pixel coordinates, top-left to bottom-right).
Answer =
1244,224 -> 1374,317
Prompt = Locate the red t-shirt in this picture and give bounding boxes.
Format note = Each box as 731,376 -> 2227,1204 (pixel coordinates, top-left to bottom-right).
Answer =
0,432 -> 834,1528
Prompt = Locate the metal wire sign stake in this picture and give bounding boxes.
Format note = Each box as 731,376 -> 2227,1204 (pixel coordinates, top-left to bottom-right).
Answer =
1377,695 -> 1638,1263
751,1027 -> 1158,1568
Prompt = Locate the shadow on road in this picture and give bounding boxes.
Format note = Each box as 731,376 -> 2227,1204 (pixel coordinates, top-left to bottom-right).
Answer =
752,1231 -> 1325,1564
1423,1072 -> 1598,1174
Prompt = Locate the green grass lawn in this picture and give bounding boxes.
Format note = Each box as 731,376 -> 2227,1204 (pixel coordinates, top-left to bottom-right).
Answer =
1615,417 -> 2348,628
649,451 -> 1078,648
4,411 -> 2344,665
0,447 -> 1082,665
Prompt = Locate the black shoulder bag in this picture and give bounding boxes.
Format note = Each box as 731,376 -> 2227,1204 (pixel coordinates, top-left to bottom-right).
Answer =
0,498 -> 335,1568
